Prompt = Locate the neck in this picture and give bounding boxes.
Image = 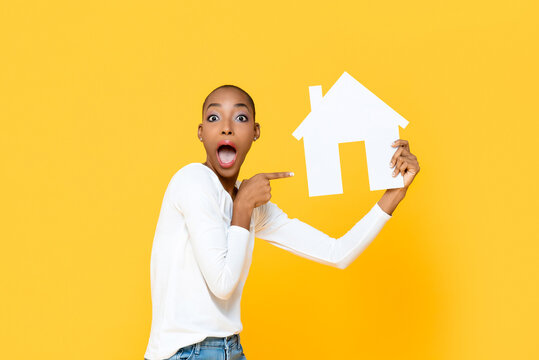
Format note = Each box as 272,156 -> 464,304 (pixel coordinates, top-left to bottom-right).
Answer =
202,161 -> 238,200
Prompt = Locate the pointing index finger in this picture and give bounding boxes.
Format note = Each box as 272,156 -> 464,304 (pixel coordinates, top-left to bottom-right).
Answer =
264,172 -> 294,180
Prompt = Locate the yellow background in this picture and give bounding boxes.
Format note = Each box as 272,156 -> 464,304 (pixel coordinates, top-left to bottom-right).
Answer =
1,0 -> 538,358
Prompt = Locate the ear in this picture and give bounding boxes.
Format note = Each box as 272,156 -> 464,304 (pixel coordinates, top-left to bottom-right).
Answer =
198,124 -> 203,140
254,122 -> 260,140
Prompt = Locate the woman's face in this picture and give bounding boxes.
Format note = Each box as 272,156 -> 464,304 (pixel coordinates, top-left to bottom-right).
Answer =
198,87 -> 260,178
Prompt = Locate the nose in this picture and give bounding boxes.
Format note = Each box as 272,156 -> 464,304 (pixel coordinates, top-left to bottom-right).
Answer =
220,117 -> 233,135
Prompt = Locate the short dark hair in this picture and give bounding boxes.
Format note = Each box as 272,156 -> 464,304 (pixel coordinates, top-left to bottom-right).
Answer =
202,84 -> 256,119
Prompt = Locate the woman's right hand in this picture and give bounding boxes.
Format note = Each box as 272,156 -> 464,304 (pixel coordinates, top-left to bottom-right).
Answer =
236,172 -> 294,209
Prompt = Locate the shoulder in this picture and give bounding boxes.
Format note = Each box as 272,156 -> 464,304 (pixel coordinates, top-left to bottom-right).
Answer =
169,163 -> 219,196
173,163 -> 213,183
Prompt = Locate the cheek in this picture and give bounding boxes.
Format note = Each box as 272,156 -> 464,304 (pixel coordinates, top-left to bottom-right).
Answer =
235,126 -> 253,139
240,139 -> 254,154
202,125 -> 220,138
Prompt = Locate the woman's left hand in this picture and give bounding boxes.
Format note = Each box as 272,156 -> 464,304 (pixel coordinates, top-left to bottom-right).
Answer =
390,139 -> 420,189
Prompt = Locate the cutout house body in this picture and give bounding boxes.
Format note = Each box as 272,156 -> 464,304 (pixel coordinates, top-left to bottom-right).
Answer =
293,71 -> 410,197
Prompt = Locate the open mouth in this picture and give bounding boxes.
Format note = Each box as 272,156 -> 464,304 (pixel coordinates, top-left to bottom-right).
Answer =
216,144 -> 237,168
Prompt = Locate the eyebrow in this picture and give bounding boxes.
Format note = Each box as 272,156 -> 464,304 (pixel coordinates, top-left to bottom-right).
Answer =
206,103 -> 249,110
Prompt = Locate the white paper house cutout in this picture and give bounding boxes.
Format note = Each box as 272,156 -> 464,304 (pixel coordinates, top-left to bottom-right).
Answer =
293,71 -> 410,197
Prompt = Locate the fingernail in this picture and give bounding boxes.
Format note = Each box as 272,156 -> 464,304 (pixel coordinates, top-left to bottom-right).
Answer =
389,162 -> 394,167
290,172 -> 294,176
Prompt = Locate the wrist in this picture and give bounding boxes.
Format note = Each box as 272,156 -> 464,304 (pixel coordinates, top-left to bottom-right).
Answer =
387,186 -> 407,201
232,196 -> 253,231
377,187 -> 407,215
233,196 -> 253,213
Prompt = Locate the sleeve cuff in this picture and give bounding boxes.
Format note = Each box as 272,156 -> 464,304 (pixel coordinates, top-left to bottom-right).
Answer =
373,202 -> 393,220
229,225 -> 251,237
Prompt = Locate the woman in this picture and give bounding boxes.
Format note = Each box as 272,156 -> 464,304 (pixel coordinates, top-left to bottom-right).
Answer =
144,85 -> 420,360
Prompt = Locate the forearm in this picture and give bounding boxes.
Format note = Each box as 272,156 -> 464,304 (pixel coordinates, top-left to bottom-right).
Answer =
231,199 -> 253,231
377,187 -> 407,215
255,201 -> 393,269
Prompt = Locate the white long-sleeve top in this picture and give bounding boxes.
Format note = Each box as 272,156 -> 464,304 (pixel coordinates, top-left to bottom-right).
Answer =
144,162 -> 392,360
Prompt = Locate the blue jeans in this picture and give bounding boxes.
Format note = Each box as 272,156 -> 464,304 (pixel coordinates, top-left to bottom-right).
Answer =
167,333 -> 247,360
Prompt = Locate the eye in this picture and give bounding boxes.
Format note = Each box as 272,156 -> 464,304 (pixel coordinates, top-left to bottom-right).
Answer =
207,114 -> 219,122
236,114 -> 248,122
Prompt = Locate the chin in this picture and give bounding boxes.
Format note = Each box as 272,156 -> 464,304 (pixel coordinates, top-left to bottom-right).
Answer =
215,158 -> 242,175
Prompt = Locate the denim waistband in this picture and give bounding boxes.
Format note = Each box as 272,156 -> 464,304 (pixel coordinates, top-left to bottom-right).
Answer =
198,333 -> 240,348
